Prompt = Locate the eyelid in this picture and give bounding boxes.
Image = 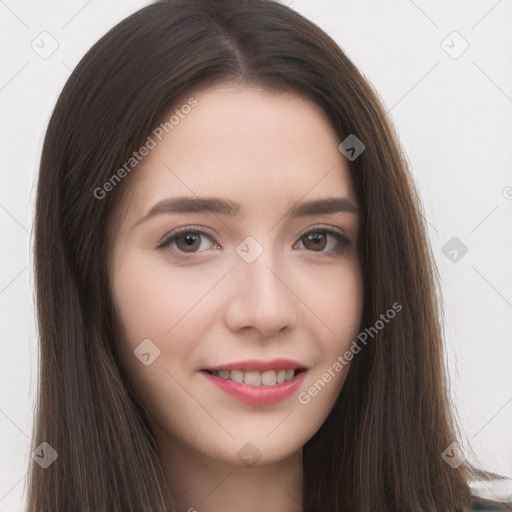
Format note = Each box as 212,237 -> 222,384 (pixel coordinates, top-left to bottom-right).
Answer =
301,223 -> 350,239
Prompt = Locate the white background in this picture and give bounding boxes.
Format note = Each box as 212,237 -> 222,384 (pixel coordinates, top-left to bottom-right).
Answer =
0,0 -> 511,510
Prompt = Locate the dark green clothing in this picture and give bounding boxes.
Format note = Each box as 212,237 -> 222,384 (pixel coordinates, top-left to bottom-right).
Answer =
463,495 -> 512,511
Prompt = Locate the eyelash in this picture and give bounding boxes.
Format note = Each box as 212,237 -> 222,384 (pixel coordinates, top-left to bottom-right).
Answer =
156,225 -> 352,257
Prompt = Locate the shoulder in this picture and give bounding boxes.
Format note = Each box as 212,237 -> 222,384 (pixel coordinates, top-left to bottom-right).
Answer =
463,496 -> 511,511
462,478 -> 512,511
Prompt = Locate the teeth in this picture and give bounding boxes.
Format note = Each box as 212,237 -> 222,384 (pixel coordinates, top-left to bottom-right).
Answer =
261,370 -> 276,386
244,371 -> 261,386
208,369 -> 300,386
230,370 -> 244,383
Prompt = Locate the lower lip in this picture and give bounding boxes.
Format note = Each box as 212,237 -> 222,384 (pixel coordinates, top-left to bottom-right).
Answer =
200,370 -> 307,406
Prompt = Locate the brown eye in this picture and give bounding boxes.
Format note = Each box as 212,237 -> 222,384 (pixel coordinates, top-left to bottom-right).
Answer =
157,228 -> 217,254
175,233 -> 202,252
302,232 -> 328,251
297,228 -> 351,254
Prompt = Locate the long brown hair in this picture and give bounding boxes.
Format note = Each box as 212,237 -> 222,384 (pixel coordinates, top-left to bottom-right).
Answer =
28,0 -> 490,510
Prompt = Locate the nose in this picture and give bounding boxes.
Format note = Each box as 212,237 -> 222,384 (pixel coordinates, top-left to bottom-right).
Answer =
224,250 -> 298,338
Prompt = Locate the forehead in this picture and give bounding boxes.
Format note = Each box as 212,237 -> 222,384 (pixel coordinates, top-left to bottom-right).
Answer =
118,84 -> 356,223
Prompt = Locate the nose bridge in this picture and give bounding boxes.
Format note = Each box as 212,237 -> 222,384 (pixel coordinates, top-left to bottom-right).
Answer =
225,238 -> 298,336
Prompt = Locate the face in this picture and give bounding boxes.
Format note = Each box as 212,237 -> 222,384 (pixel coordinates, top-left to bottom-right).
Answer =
108,84 -> 363,468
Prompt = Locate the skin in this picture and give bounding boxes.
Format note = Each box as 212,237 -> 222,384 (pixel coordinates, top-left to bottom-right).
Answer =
108,84 -> 363,512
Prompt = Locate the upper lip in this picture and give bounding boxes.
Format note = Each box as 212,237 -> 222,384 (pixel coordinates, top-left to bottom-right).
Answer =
202,358 -> 310,372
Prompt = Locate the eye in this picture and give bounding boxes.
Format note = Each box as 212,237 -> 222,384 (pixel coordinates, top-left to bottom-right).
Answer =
294,227 -> 352,254
157,227 -> 218,254
157,225 -> 352,256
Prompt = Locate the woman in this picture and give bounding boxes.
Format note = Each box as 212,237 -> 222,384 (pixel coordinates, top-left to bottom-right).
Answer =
27,0 -> 507,510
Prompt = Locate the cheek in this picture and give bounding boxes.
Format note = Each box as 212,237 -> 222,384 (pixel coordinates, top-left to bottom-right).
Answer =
110,249 -> 231,387
110,250 -> 211,412
112,249 -> 215,341
298,261 -> 363,400
300,257 -> 363,343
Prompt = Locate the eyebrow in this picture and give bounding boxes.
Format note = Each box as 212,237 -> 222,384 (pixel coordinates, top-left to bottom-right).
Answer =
134,195 -> 359,228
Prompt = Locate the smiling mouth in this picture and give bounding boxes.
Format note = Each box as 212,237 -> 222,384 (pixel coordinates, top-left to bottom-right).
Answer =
201,368 -> 306,386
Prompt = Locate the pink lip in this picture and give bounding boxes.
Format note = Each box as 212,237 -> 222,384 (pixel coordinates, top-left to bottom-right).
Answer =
202,358 -> 309,372
201,369 -> 307,406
